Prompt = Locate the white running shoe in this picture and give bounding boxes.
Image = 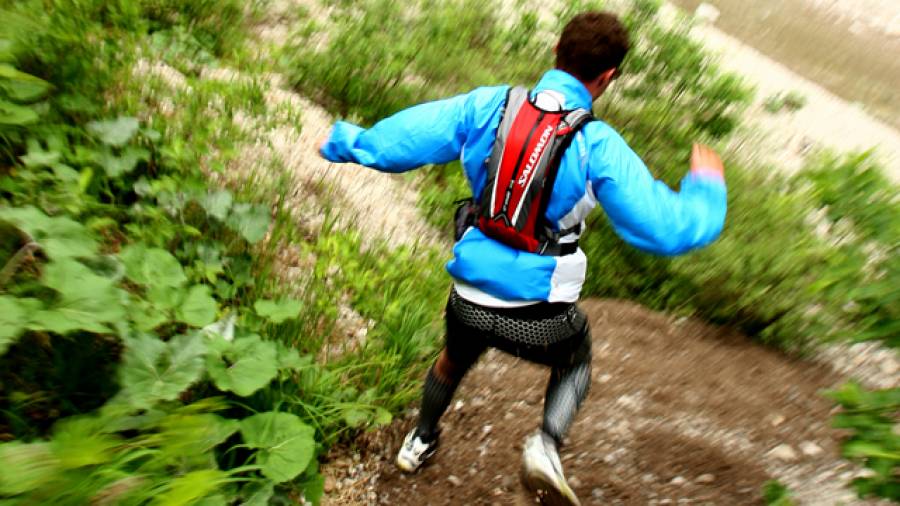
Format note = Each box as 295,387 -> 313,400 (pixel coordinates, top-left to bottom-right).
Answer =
521,431 -> 581,506
396,428 -> 439,473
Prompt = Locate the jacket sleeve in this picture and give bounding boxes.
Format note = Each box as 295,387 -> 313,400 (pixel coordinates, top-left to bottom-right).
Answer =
320,91 -> 481,172
588,127 -> 727,256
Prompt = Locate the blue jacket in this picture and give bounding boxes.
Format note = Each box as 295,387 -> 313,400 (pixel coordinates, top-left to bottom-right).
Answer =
321,69 -> 727,306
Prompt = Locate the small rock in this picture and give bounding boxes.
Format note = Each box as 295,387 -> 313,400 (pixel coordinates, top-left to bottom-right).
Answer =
598,373 -> 612,383
453,400 -> 465,411
447,475 -> 463,487
696,473 -> 715,484
800,441 -> 824,457
695,3 -> 720,24
641,473 -> 655,483
769,444 -> 798,461
769,414 -> 786,427
591,488 -> 604,500
324,476 -> 336,493
569,476 -> 582,488
670,476 -> 687,486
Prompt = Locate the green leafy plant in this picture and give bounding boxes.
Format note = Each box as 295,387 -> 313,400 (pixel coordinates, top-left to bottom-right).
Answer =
827,382 -> 900,501
762,480 -> 797,506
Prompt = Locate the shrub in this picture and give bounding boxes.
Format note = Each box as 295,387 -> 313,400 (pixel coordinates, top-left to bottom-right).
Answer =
828,383 -> 900,501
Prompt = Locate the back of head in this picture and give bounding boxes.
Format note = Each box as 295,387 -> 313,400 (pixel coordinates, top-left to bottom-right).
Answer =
556,11 -> 630,82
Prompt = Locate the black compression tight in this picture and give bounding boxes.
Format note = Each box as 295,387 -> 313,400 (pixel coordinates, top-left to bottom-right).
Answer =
542,350 -> 592,444
414,296 -> 592,445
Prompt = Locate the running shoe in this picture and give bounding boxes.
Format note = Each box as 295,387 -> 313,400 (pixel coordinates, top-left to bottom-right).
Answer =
521,430 -> 581,506
396,428 -> 439,473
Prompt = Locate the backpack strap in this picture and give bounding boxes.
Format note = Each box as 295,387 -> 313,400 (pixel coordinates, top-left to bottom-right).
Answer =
536,108 -> 593,254
480,86 -> 530,221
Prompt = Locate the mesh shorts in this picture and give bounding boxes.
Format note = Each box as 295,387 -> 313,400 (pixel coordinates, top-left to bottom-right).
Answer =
449,290 -> 587,346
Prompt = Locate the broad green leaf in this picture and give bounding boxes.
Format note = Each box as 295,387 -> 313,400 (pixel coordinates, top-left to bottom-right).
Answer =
147,285 -> 181,311
97,146 -> 149,178
342,408 -> 368,428
51,164 -> 80,182
0,442 -> 59,495
241,481 -> 274,506
0,296 -> 28,355
87,116 -> 140,147
201,190 -> 233,221
131,299 -> 170,331
275,342 -> 309,371
158,413 -> 239,461
0,65 -> 51,102
119,243 -> 186,287
373,407 -> 393,426
226,203 -> 270,244
120,333 -> 206,409
177,285 -> 217,327
20,146 -> 61,167
0,63 -> 47,82
152,469 -> 228,506
32,259 -> 127,334
0,78 -> 51,102
0,206 -> 97,259
206,335 -> 278,396
142,128 -> 162,143
254,298 -> 302,323
240,412 -> 315,483
300,473 -> 325,505
0,99 -> 38,125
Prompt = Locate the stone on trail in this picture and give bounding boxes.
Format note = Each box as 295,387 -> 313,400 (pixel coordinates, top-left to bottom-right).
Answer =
768,443 -> 798,461
800,441 -> 824,457
696,473 -> 715,484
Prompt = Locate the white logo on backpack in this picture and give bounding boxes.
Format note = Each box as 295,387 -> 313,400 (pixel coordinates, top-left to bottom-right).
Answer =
518,125 -> 554,187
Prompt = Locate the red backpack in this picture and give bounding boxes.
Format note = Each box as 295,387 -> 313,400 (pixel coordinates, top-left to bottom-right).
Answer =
455,86 -> 592,255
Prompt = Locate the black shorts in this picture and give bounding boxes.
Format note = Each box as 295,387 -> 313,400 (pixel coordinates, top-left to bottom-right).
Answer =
444,290 -> 591,370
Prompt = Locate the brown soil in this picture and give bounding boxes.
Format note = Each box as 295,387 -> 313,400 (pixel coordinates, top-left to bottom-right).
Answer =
322,299 -> 874,505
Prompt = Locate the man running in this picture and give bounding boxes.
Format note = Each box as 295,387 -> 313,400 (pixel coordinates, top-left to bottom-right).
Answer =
318,11 -> 726,505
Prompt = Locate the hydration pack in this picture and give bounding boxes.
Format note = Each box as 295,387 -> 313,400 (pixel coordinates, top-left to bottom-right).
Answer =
456,86 -> 592,255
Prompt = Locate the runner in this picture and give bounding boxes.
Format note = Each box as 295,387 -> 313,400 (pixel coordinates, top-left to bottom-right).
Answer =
318,11 -> 726,505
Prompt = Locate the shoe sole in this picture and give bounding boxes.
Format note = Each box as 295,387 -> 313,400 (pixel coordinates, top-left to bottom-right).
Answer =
396,447 -> 438,473
521,466 -> 581,506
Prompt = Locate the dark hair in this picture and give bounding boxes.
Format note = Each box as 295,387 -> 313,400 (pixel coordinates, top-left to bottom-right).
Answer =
555,11 -> 630,82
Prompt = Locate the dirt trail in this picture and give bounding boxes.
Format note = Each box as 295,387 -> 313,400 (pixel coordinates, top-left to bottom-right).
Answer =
321,300 -> 894,506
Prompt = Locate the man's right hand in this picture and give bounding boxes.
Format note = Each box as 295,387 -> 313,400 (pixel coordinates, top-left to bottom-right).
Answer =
690,143 -> 724,179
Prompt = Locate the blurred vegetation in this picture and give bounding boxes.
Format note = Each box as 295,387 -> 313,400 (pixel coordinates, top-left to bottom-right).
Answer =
289,0 -> 897,352
827,383 -> 900,501
1,0 -> 897,503
0,0 -> 445,503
